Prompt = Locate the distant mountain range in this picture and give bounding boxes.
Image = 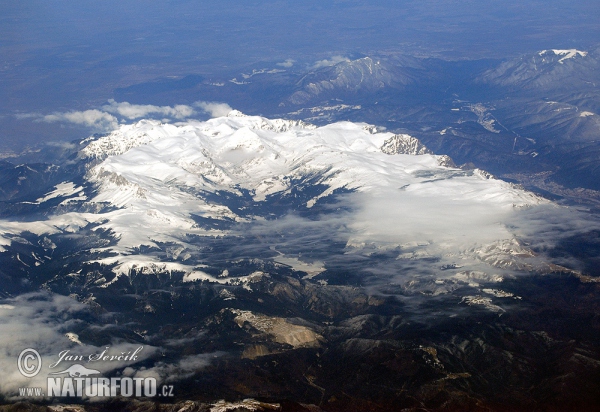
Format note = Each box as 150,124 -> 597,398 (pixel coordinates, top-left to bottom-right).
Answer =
284,56 -> 426,106
477,48 -> 600,91
271,47 -> 600,196
109,46 -> 600,198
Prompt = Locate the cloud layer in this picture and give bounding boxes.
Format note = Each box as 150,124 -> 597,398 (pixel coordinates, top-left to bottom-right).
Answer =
194,101 -> 234,118
102,100 -> 196,120
276,59 -> 295,68
0,292 -> 219,398
311,55 -> 351,69
42,109 -> 119,130
16,100 -> 233,132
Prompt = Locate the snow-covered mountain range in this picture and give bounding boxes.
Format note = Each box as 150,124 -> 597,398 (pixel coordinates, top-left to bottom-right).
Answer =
0,111 -> 580,297
1,113 -> 598,410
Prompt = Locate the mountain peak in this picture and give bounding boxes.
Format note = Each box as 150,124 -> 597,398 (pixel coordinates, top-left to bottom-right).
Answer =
381,134 -> 432,156
477,47 -> 598,89
286,55 -> 422,106
227,109 -> 246,117
538,49 -> 588,63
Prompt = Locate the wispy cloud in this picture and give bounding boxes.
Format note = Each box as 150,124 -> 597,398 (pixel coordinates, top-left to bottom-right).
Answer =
311,55 -> 351,69
42,109 -> 119,131
129,352 -> 223,385
227,183 -> 600,317
14,113 -> 40,120
14,100 -> 235,132
276,59 -> 295,68
102,99 -> 195,120
0,292 -> 153,396
194,101 -> 233,117
0,292 -> 223,398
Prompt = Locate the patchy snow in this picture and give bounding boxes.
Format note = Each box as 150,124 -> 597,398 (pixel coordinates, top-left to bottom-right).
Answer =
183,271 -> 268,289
482,288 -> 521,299
461,295 -> 505,313
210,398 -> 280,412
35,182 -> 86,203
271,252 -> 325,279
65,332 -> 83,345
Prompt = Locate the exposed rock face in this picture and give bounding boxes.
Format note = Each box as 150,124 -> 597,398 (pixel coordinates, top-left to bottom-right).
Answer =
231,309 -> 323,349
381,134 -> 432,155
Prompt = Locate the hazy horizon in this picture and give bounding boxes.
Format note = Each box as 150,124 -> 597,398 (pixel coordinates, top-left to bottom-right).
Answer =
1,0 -> 599,151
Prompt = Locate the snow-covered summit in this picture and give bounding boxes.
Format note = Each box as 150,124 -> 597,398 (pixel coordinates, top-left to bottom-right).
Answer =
538,49 -> 588,63
80,119 -> 171,159
80,116 -> 316,160
478,47 -> 597,89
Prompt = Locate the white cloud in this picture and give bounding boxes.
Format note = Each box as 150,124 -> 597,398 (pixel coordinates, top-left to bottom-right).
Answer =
14,113 -> 40,120
234,173 -> 600,307
16,100 -> 234,130
346,188 -> 512,250
45,141 -> 78,150
0,293 -> 102,395
15,100 -> 223,131
0,292 -> 161,399
311,55 -> 351,69
276,59 -> 295,68
42,109 -> 119,131
102,99 -> 195,120
131,352 -> 222,384
194,101 -> 233,117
